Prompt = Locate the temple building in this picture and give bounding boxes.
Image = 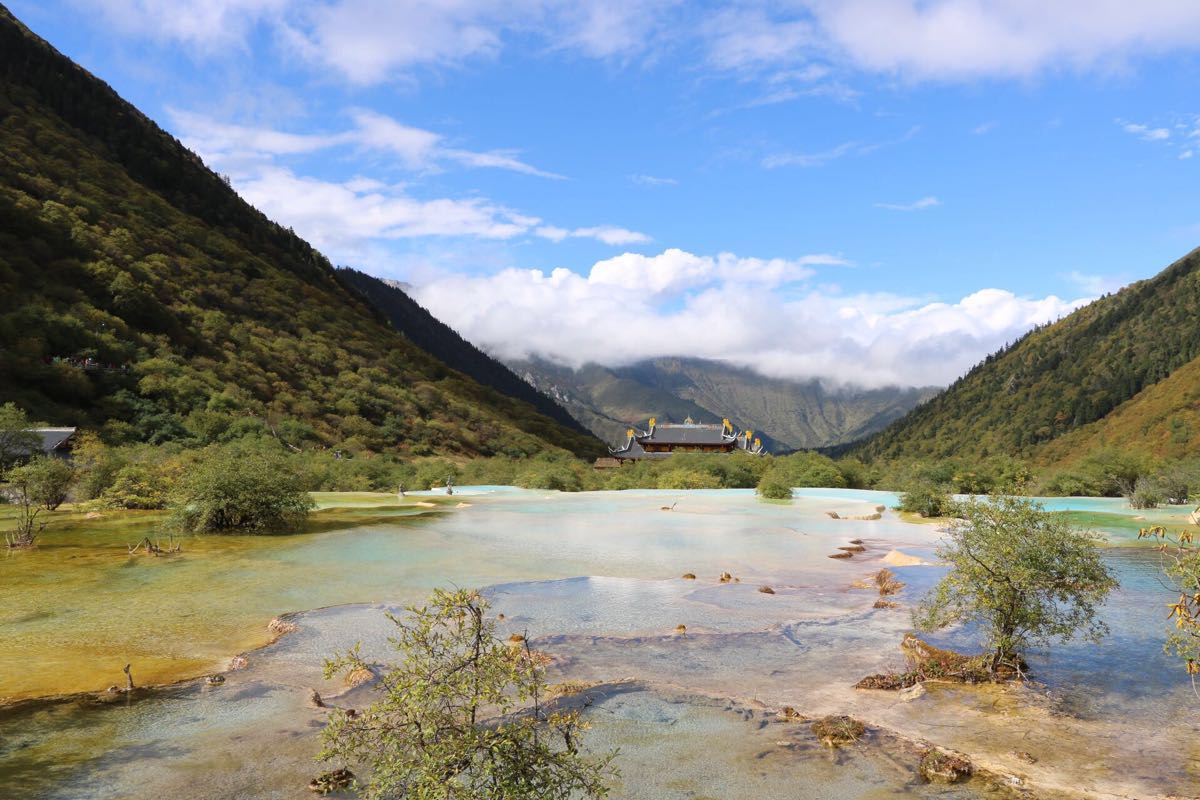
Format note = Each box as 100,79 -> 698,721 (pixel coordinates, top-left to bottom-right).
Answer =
607,417 -> 764,463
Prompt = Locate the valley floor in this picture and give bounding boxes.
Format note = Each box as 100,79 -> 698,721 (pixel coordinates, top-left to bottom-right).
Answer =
1,489 -> 1195,799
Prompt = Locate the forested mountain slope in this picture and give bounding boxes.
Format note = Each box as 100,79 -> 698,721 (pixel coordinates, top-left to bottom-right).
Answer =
336,268 -> 587,436
1034,353 -> 1200,465
0,6 -> 599,458
852,247 -> 1200,461
509,358 -> 725,447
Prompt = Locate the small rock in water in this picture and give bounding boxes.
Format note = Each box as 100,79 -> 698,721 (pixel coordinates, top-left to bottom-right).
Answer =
825,511 -> 840,519
268,617 -> 298,635
1010,750 -> 1037,764
719,571 -> 733,583
897,683 -> 926,702
811,715 -> 865,747
919,750 -> 973,783
838,545 -> 866,553
681,572 -> 696,580
508,633 -> 526,643
873,599 -> 900,609
828,552 -> 853,559
228,655 -> 248,670
497,613 -> 505,620
854,673 -> 919,691
204,674 -> 225,686
778,706 -> 802,720
674,624 -> 687,633
308,689 -> 325,709
758,585 -> 775,594
308,768 -> 355,794
344,667 -> 374,688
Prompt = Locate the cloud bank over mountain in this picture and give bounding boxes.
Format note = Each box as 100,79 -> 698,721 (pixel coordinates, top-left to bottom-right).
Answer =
411,248 -> 1088,389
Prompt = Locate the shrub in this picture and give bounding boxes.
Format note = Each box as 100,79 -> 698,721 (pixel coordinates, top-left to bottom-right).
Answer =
898,483 -> 953,518
1128,476 -> 1163,510
170,442 -> 314,533
756,474 -> 793,500
319,589 -> 617,798
657,468 -> 722,490
915,496 -> 1117,673
101,464 -> 170,509
516,464 -> 584,492
14,456 -> 75,510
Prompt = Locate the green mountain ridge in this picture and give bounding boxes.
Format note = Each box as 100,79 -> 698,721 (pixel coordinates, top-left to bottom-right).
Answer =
0,5 -> 599,459
850,246 -> 1200,462
335,268 -> 589,436
509,356 -> 936,452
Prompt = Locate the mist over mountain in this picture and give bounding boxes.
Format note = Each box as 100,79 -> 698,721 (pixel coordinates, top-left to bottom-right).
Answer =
509,355 -> 937,452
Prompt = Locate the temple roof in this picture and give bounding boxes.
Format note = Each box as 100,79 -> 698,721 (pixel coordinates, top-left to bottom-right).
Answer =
31,427 -> 76,454
608,417 -> 764,458
638,423 -> 736,446
607,437 -> 671,460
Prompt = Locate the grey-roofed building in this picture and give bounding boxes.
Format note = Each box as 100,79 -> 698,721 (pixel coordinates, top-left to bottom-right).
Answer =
30,427 -> 77,457
608,417 -> 764,462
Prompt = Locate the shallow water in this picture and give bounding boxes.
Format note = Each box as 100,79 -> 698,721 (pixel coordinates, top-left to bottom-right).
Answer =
2,488 -> 1198,799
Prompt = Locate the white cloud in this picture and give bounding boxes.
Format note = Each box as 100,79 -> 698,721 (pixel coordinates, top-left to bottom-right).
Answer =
764,126 -> 920,169
972,121 -> 997,135
534,225 -> 652,245
1118,119 -> 1171,141
763,140 -> 859,168
282,0 -> 674,84
791,1 -> 1200,81
280,0 -> 510,84
1065,270 -> 1128,295
169,108 -> 560,177
216,164 -> 645,261
409,248 -> 1088,388
71,0 -> 288,50
875,196 -> 941,211
630,174 -> 678,187
703,8 -> 815,71
234,167 -> 540,250
79,0 -> 1200,85
548,0 -> 677,59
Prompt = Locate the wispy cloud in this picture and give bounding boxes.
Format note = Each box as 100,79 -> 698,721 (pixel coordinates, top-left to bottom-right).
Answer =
535,225 -> 651,245
78,0 -> 1200,86
1117,118 -> 1171,142
875,196 -> 940,212
972,121 -> 996,135
170,107 -> 563,178
702,2 -> 1200,83
1064,270 -> 1129,296
228,167 -> 650,259
764,126 -> 920,169
762,140 -> 859,169
629,174 -> 678,187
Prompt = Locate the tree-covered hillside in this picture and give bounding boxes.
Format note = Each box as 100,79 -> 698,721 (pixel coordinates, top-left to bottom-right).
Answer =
852,247 -> 1200,461
0,6 -> 599,458
336,269 -> 588,437
1034,353 -> 1200,465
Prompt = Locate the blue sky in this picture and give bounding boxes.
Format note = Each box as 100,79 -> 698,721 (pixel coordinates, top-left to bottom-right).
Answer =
13,1 -> 1200,386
